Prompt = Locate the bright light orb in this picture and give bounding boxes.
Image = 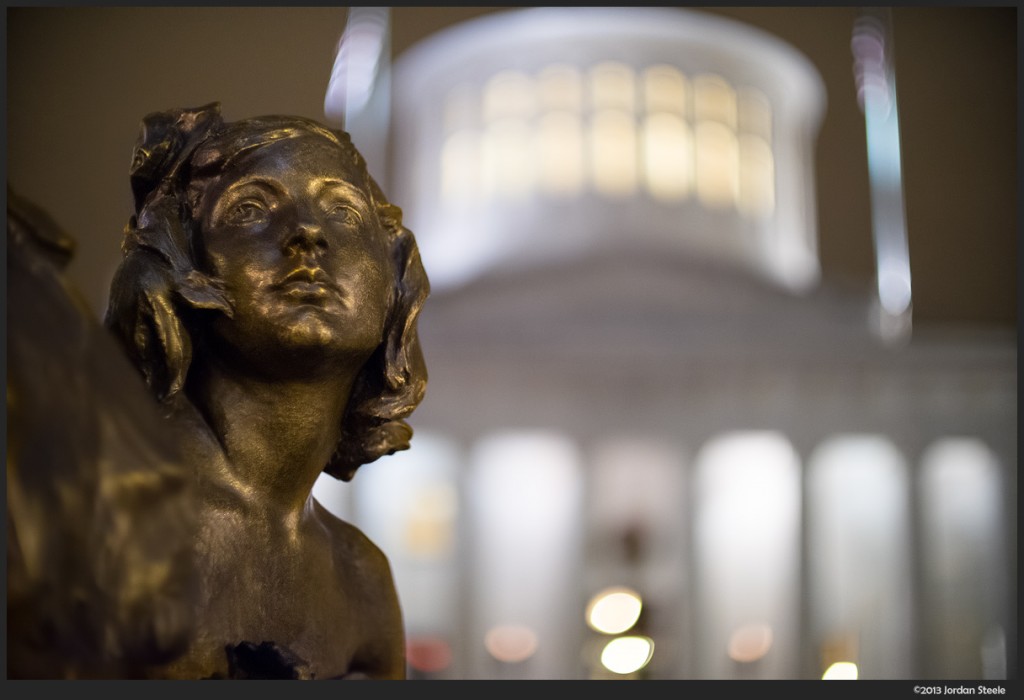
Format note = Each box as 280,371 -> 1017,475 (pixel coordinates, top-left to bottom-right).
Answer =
600,636 -> 654,675
822,661 -> 859,680
586,586 -> 643,634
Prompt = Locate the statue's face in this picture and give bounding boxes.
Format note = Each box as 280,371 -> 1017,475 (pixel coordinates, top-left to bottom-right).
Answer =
194,134 -> 393,375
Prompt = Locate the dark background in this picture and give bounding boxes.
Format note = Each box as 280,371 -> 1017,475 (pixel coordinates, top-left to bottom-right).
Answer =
6,6 -> 1017,330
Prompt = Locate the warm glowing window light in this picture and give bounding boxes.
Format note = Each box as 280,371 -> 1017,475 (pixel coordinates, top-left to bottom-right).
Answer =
590,61 -> 636,112
483,69 -> 537,122
481,119 -> 534,199
538,63 -> 584,112
479,71 -> 537,199
587,62 -> 638,197
438,61 -> 774,214
643,113 -> 692,202
644,64 -> 688,115
391,7 -> 824,292
590,109 -> 638,197
537,111 -> 585,196
586,587 -> 643,635
694,74 -> 740,210
601,636 -> 654,675
695,122 -> 739,209
694,74 -> 737,128
822,661 -> 859,680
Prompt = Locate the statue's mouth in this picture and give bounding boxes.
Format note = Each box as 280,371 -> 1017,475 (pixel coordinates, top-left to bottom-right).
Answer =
273,267 -> 344,303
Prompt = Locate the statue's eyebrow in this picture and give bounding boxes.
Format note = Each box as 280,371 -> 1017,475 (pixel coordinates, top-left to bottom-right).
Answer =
314,178 -> 369,208
205,178 -> 280,223
217,176 -> 283,200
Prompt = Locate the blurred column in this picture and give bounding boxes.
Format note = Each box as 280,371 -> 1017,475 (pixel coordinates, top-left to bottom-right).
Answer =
466,431 -> 585,679
806,434 -> 914,679
919,438 -> 1008,680
582,438 -> 688,679
345,432 -> 464,679
692,431 -> 802,679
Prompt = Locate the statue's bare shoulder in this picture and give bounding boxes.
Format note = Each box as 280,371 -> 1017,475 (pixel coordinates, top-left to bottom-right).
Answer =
311,498 -> 406,679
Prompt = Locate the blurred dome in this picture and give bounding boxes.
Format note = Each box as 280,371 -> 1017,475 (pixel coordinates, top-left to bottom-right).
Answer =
389,7 -> 826,294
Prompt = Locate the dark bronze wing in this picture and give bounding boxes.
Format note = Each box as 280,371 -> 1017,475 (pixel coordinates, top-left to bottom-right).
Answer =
6,188 -> 196,679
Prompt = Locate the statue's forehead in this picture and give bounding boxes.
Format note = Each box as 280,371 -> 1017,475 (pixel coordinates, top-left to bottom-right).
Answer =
193,135 -> 370,205
219,134 -> 363,186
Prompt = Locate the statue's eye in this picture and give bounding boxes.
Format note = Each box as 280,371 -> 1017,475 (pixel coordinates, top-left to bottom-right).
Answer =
226,199 -> 269,226
325,202 -> 360,225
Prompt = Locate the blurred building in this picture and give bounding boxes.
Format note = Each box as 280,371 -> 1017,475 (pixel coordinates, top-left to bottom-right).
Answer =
314,7 -> 1016,681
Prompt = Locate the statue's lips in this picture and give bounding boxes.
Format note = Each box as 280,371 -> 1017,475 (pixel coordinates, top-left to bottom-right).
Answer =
272,267 -> 344,303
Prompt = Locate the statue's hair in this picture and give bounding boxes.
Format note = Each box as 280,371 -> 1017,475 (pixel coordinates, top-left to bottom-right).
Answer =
105,103 -> 429,481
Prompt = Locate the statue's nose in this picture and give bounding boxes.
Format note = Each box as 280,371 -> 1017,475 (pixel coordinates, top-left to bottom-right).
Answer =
284,220 -> 327,256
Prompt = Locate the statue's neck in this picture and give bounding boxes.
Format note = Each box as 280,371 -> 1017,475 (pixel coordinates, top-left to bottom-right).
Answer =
186,359 -> 354,519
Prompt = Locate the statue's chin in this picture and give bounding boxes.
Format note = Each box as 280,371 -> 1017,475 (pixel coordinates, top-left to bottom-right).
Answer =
207,304 -> 381,378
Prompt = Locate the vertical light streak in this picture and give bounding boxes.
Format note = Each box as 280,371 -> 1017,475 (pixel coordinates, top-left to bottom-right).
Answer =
853,9 -> 912,343
324,7 -> 392,182
324,7 -> 390,123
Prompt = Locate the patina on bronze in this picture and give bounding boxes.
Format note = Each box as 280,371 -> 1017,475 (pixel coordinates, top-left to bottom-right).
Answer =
104,103 -> 429,679
7,188 -> 196,679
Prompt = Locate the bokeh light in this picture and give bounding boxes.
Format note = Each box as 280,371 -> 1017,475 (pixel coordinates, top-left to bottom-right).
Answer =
822,661 -> 859,680
727,623 -> 774,663
600,636 -> 654,675
484,624 -> 539,664
406,635 -> 453,674
586,586 -> 643,635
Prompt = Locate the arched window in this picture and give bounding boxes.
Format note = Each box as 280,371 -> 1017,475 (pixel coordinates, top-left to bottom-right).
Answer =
693,74 -> 740,210
641,64 -> 692,203
587,61 -> 639,197
481,69 -> 537,199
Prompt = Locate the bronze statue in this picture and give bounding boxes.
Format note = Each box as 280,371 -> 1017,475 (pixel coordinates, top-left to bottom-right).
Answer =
103,103 -> 429,679
7,187 -> 196,679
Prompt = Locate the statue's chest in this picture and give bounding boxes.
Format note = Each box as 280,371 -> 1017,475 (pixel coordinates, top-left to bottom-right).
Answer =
188,519 -> 360,678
